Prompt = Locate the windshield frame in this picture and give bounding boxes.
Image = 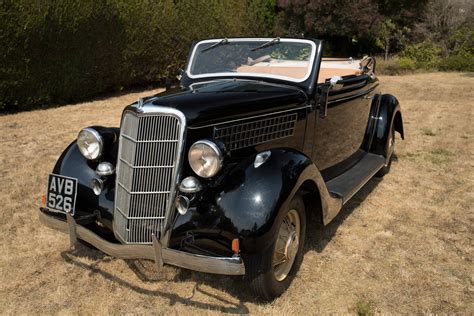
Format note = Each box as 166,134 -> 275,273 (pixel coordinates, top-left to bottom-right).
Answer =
185,38 -> 317,83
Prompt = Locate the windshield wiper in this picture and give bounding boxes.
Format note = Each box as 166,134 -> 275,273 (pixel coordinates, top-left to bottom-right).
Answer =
251,37 -> 280,52
201,38 -> 229,53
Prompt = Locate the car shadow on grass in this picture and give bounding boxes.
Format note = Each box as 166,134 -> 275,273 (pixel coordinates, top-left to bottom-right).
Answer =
305,176 -> 383,253
60,248 -> 250,313
59,173 -> 384,310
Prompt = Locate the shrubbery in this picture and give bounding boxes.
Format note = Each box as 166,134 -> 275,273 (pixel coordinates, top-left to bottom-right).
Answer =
378,38 -> 474,75
378,54 -> 474,75
439,54 -> 474,72
401,42 -> 442,70
1,0 -> 472,112
0,0 -> 274,112
377,58 -> 416,75
378,17 -> 474,75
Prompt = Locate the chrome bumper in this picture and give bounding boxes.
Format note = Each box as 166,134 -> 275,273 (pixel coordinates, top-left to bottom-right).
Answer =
39,208 -> 245,275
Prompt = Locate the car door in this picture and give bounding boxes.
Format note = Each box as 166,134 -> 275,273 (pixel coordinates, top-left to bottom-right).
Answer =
311,75 -> 378,179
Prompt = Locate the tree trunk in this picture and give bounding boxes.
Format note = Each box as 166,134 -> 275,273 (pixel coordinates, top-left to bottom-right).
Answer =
384,39 -> 390,61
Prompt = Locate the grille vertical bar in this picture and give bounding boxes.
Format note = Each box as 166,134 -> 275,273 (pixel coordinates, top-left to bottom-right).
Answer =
114,110 -> 185,244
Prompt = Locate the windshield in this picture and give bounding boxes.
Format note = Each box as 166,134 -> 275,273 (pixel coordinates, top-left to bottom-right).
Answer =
187,38 -> 316,83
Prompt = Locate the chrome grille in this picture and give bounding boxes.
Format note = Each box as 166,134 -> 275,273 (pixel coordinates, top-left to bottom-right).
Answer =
114,110 -> 185,244
214,113 -> 297,150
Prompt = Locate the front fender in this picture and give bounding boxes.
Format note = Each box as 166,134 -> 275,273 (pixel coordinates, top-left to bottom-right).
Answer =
370,94 -> 404,156
171,149 -> 338,254
51,128 -> 119,223
215,149 -> 311,253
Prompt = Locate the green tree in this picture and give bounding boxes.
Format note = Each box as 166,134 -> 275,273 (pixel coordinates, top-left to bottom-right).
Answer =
245,0 -> 276,36
375,19 -> 410,60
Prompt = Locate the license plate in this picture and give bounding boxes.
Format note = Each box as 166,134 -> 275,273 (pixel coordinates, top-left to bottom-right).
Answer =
46,174 -> 78,215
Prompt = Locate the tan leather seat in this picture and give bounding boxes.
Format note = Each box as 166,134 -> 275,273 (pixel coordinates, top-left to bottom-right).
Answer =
235,58 -> 364,83
317,68 -> 362,83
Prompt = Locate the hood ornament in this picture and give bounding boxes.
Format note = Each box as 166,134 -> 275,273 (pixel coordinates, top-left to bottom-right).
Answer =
137,97 -> 144,108
136,97 -> 144,112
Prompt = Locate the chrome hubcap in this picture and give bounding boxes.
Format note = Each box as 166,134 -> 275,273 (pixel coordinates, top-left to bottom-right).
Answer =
385,131 -> 395,166
273,209 -> 301,281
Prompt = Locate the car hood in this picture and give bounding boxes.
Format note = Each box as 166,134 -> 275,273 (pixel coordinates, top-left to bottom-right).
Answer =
143,80 -> 308,128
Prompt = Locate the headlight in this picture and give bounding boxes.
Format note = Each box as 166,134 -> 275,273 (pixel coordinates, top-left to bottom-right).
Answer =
77,128 -> 103,160
188,140 -> 223,178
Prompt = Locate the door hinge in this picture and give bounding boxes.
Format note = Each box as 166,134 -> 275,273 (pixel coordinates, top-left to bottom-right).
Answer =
318,85 -> 330,118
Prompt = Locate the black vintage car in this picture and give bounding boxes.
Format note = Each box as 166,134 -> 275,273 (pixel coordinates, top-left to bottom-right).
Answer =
40,38 -> 404,300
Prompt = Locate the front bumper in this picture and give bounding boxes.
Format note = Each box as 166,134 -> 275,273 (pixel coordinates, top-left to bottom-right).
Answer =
39,208 -> 245,275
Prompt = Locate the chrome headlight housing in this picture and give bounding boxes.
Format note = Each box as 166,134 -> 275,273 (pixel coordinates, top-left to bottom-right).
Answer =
77,128 -> 103,160
188,140 -> 223,178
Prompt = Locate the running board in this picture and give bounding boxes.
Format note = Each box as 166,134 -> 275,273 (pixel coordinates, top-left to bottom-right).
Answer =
326,153 -> 385,204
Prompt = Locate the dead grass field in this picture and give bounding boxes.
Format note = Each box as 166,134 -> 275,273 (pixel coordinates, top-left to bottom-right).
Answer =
0,73 -> 473,314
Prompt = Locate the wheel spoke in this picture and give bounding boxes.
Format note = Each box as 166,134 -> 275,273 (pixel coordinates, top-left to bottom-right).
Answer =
273,255 -> 286,267
278,233 -> 288,242
284,217 -> 292,231
272,208 -> 302,281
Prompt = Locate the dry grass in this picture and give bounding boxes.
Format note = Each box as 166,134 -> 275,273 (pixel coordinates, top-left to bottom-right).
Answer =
1,73 -> 473,314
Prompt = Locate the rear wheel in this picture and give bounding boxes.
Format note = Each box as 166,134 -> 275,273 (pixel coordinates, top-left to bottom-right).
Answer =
375,125 -> 395,177
245,195 -> 306,301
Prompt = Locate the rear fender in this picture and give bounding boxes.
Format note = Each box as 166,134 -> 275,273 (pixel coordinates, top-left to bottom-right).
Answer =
370,94 -> 404,156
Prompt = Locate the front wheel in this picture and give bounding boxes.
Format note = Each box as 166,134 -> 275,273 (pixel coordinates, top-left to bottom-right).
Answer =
245,195 -> 306,300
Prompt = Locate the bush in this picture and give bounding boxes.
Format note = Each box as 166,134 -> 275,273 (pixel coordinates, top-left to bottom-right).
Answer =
401,42 -> 442,70
377,57 -> 416,75
439,54 -> 474,72
1,1 -> 126,112
442,27 -> 474,72
449,27 -> 474,58
378,37 -> 474,75
397,57 -> 417,71
0,0 -> 275,113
